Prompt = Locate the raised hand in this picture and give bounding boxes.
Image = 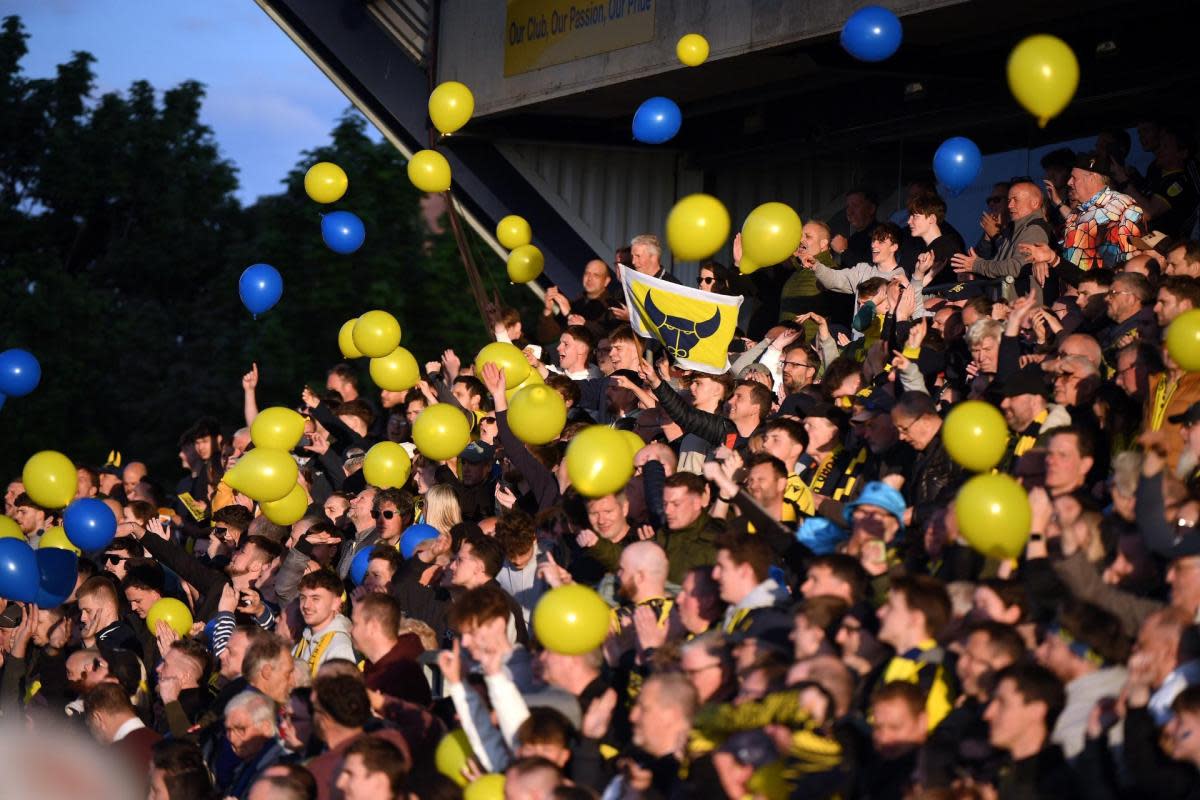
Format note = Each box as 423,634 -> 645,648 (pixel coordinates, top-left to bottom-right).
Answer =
637,524 -> 656,541
241,362 -> 259,392
951,249 -> 978,274
732,232 -> 743,265
905,318 -> 928,351
441,349 -> 461,380
537,550 -> 573,587
1043,179 -> 1063,208
155,619 -> 179,656
437,639 -> 463,685
494,483 -> 517,510
914,250 -> 935,280
146,517 -> 171,541
633,604 -> 667,651
581,688 -> 618,739
576,529 -> 599,548
980,212 -> 1001,239
300,386 -> 321,409
480,362 -> 507,398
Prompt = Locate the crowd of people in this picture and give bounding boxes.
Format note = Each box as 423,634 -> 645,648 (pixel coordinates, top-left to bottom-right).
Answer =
3,117 -> 1200,800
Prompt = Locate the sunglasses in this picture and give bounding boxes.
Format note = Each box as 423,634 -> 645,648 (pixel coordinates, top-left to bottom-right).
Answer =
699,276 -> 716,284
481,417 -> 496,425
104,554 -> 128,565
212,526 -> 230,538
372,509 -> 397,520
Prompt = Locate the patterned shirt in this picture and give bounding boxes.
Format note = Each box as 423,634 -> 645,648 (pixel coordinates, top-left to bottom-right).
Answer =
1061,187 -> 1144,271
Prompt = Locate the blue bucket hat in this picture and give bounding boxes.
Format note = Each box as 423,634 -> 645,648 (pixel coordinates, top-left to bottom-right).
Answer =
842,481 -> 907,532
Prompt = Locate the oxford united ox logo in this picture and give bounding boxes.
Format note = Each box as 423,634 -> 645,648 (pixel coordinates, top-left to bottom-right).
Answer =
643,291 -> 721,359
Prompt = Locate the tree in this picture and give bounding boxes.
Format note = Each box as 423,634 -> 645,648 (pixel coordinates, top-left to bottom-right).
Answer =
0,15 -> 535,484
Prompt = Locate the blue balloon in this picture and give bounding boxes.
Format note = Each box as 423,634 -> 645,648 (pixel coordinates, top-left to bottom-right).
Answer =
34,546 -> 78,608
840,6 -> 903,62
632,97 -> 682,144
0,349 -> 41,398
349,546 -> 374,585
933,136 -> 983,196
0,538 -> 39,603
239,263 -> 283,317
63,498 -> 118,552
400,523 -> 439,559
321,211 -> 366,255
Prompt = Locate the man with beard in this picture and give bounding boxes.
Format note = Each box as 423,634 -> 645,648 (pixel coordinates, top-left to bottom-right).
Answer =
611,541 -> 673,639
133,522 -> 282,622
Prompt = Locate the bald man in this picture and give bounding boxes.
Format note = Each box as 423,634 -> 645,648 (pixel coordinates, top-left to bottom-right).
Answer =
612,541 -> 673,636
121,463 -> 147,499
950,180 -> 1054,295
1055,333 -> 1103,370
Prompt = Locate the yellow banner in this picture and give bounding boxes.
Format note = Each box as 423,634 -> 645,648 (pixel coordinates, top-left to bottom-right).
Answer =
504,0 -> 655,77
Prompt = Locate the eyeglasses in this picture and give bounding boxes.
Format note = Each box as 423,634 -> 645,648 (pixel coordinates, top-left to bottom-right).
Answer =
1107,289 -> 1135,299
104,554 -> 128,565
893,417 -> 918,435
699,276 -> 716,285
372,509 -> 397,520
781,360 -> 814,370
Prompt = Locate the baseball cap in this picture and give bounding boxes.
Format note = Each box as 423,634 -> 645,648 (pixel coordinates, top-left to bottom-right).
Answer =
850,389 -> 895,422
843,481 -> 907,531
1074,151 -> 1112,180
0,602 -> 22,628
1169,400 -> 1200,426
460,440 -> 495,465
997,367 -> 1050,399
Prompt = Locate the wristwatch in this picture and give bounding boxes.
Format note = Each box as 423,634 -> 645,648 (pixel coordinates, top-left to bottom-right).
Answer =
1029,531 -> 1046,542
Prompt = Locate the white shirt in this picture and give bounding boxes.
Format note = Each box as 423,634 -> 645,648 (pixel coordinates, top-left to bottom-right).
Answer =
112,716 -> 146,742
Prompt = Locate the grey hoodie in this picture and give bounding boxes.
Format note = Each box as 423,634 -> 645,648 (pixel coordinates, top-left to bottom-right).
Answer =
294,613 -> 356,678
721,578 -> 790,630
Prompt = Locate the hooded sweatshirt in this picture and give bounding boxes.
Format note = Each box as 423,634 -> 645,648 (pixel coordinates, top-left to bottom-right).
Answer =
293,613 -> 355,678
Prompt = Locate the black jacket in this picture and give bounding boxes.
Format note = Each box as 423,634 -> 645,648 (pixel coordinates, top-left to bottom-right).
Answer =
906,432 -> 966,532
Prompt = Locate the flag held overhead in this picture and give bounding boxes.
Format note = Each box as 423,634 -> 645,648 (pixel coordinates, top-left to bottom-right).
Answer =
620,267 -> 743,375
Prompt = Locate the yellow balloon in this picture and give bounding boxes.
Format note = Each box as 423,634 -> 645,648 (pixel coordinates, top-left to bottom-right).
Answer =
38,526 -> 80,555
408,149 -> 452,193
22,450 -> 76,509
676,33 -> 710,67
363,441 -> 413,489
565,425 -> 634,498
496,215 -> 532,250
303,162 -> 348,204
476,341 -> 532,388
251,407 -> 306,451
1167,309 -> 1200,372
412,404 -> 472,461
507,385 -> 567,445
435,730 -> 474,787
619,429 -> 645,459
370,347 -> 421,391
0,516 -> 22,539
1006,34 -> 1079,128
954,474 -> 1032,559
338,318 -> 363,358
942,401 -> 1009,472
741,202 -> 803,268
737,254 -> 762,275
666,193 -> 730,262
504,368 -> 543,403
261,483 -> 309,526
227,448 -> 297,502
463,774 -> 506,800
507,244 -> 544,283
533,584 -> 612,654
352,310 -> 402,358
429,81 -> 475,135
146,597 -> 193,638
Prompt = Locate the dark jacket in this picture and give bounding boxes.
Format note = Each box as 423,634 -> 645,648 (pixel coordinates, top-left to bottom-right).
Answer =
655,512 -> 724,585
652,382 -> 738,449
496,410 -> 560,512
906,431 -> 966,532
995,745 -> 1081,800
140,533 -> 227,622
